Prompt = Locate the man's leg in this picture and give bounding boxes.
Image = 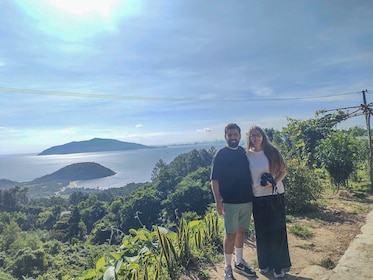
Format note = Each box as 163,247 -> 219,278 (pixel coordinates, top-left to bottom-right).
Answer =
224,232 -> 236,268
224,232 -> 237,279
233,228 -> 256,277
235,202 -> 252,265
234,227 -> 245,264
233,202 -> 256,277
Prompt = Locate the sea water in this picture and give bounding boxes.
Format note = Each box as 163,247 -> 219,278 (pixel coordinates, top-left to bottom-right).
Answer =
0,143 -> 222,189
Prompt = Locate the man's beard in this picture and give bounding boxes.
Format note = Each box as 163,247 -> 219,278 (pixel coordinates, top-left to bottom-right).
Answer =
228,139 -> 239,148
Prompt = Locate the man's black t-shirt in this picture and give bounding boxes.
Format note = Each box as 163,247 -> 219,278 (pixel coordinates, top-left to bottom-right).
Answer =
210,146 -> 254,204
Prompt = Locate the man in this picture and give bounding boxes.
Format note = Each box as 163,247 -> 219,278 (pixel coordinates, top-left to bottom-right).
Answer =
210,123 -> 256,280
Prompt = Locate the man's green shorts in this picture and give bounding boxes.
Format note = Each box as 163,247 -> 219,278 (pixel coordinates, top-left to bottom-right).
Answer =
223,202 -> 253,233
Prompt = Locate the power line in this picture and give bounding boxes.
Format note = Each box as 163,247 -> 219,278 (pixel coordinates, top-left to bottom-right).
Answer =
319,89 -> 373,190
0,87 -> 191,102
0,87 -> 366,103
319,102 -> 373,113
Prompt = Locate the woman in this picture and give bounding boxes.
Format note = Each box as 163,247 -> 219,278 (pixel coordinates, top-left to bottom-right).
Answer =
246,126 -> 291,279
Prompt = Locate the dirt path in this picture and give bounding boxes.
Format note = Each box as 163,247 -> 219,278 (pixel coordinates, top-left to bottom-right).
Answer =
207,191 -> 373,280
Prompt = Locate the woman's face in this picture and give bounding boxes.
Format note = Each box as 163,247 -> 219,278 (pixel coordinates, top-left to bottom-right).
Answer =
250,129 -> 263,147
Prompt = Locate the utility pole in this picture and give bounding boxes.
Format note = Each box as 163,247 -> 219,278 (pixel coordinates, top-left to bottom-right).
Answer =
361,89 -> 373,189
319,89 -> 373,191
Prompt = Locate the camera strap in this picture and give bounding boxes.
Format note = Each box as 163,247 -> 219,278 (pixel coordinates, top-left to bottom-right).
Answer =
271,183 -> 278,195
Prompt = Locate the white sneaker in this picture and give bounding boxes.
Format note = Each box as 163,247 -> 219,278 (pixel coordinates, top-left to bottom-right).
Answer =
234,261 -> 256,277
273,269 -> 285,278
224,265 -> 236,280
259,267 -> 270,274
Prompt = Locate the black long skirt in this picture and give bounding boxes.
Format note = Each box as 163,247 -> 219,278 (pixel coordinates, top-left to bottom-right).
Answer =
253,193 -> 291,270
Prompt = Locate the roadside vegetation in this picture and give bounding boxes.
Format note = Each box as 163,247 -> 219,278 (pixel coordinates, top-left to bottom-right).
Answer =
0,112 -> 372,279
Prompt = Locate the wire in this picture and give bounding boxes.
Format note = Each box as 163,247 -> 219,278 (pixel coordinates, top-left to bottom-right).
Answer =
321,104 -> 366,113
0,87 -> 191,102
321,91 -> 371,111
0,87 -> 367,103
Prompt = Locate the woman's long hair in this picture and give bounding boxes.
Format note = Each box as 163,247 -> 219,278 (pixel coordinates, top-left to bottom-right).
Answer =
247,126 -> 285,176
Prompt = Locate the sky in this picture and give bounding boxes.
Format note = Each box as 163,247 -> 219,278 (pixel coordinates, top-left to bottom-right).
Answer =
1,0 -> 373,154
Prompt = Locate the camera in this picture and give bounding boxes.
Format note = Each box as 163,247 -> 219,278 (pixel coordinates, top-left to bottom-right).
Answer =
260,172 -> 276,187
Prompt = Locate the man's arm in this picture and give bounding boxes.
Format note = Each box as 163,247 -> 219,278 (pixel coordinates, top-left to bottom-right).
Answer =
211,179 -> 224,215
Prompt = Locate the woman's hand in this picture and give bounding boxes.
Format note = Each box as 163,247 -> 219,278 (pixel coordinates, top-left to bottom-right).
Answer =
265,181 -> 273,189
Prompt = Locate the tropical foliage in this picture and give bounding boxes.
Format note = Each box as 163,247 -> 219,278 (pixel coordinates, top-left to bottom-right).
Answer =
0,113 -> 371,279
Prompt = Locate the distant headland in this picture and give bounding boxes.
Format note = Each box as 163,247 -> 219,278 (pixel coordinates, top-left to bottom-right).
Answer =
38,138 -> 154,155
0,162 -> 116,198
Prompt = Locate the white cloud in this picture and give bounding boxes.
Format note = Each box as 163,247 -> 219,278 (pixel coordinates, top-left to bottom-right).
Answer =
252,87 -> 273,97
61,129 -> 75,135
197,128 -> 212,132
46,0 -> 119,17
1,0 -> 372,153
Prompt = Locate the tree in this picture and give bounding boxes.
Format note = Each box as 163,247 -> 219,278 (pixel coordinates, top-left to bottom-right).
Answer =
69,191 -> 88,206
151,159 -> 168,181
346,125 -> 367,137
315,131 -> 358,190
1,220 -> 21,252
118,187 -> 162,232
80,201 -> 107,233
283,159 -> 322,213
0,187 -> 29,213
37,208 -> 58,230
154,149 -> 213,197
11,249 -> 47,279
283,112 -> 348,166
167,149 -> 213,180
161,167 -> 213,224
67,207 -> 86,240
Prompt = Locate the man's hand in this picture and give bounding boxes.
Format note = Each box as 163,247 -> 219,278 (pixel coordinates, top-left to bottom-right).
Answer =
216,200 -> 224,216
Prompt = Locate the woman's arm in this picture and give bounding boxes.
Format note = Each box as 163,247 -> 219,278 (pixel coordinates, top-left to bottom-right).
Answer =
274,168 -> 287,185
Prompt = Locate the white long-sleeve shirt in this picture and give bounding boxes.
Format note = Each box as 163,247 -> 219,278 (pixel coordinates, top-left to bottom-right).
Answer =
247,150 -> 285,197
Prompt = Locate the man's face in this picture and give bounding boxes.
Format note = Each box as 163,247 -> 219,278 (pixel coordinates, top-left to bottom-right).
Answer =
225,128 -> 241,148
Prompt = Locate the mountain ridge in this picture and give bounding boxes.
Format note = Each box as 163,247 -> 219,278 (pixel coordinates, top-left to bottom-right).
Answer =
38,138 -> 153,155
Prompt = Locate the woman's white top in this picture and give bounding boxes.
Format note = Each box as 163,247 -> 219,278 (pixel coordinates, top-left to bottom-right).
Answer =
247,150 -> 285,197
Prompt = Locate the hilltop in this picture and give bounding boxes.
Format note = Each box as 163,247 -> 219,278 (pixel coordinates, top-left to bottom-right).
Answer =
38,138 -> 152,155
0,162 -> 116,198
31,162 -> 116,184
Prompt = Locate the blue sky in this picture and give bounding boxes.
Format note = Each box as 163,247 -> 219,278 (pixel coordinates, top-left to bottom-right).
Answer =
1,0 -> 372,154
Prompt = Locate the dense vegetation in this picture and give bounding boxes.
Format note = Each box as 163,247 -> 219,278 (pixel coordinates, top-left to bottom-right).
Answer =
0,112 -> 371,279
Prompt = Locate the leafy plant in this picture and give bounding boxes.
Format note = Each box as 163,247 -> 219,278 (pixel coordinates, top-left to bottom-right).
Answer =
283,159 -> 322,213
288,224 -> 313,239
319,257 -> 336,269
74,212 -> 223,280
315,131 -> 359,190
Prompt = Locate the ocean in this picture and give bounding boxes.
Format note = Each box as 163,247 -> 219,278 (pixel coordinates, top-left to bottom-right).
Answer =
0,143 -> 223,189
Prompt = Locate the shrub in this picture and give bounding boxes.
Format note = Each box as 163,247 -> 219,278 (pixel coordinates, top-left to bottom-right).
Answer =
10,249 -> 47,279
315,132 -> 358,190
284,159 -> 322,213
319,257 -> 336,269
288,224 -> 313,239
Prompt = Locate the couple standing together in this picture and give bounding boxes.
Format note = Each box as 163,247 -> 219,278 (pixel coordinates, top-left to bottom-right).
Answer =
210,123 -> 291,279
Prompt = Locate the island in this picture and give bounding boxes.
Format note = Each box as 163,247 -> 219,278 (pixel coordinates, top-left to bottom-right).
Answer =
31,162 -> 116,184
38,138 -> 153,155
0,162 -> 117,198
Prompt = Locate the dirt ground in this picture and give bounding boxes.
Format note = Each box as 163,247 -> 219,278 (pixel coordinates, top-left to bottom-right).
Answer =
205,190 -> 373,280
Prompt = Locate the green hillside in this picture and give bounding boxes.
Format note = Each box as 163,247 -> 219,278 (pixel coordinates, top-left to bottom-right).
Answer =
31,162 -> 115,184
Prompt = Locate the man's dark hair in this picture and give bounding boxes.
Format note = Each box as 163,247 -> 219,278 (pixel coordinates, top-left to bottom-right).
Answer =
225,123 -> 241,135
